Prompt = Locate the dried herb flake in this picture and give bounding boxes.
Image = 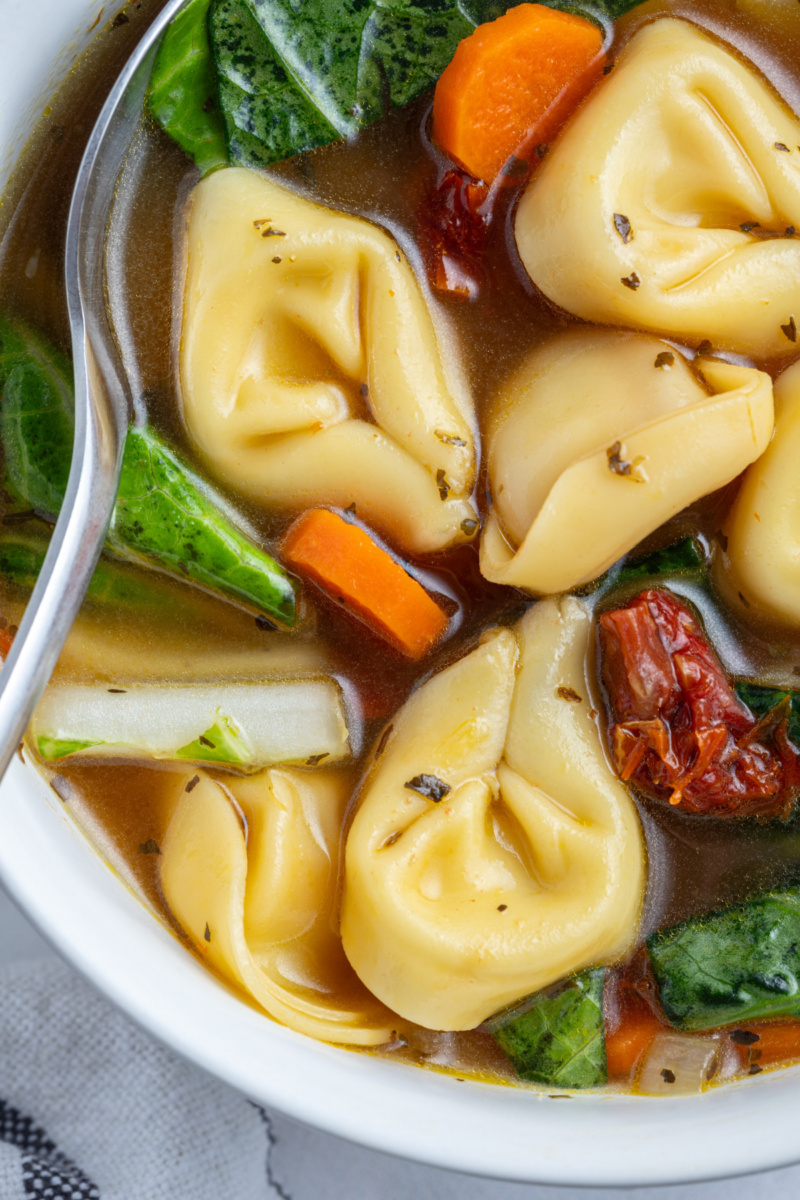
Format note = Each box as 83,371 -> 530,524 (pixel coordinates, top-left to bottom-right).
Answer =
139,839 -> 161,855
654,351 -> 674,369
782,316 -> 797,343
404,774 -> 451,802
620,273 -> 640,291
613,213 -> 632,244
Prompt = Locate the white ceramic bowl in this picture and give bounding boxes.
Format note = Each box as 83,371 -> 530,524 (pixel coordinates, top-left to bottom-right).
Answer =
2,2 -> 800,1187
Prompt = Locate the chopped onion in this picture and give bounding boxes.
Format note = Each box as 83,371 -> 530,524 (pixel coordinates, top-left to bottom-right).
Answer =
638,1031 -> 720,1096
31,679 -> 349,768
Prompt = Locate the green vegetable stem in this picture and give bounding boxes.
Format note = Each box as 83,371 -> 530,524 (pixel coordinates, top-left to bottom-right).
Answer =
648,886 -> 800,1030
486,969 -> 607,1088
149,0 -> 647,172
0,315 -> 297,627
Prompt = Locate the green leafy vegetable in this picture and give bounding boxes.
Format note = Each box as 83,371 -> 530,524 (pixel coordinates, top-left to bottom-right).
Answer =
614,536 -> 706,588
149,0 -> 228,173
0,529 -> 178,613
175,714 -> 250,764
36,737 -> 102,761
648,886 -> 800,1031
0,317 -> 298,627
0,316 -> 73,517
108,427 -> 297,626
486,969 -> 607,1088
210,0 -> 338,169
735,681 -> 800,748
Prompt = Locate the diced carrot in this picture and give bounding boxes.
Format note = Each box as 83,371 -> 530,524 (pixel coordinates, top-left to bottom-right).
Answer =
432,3 -> 605,184
724,1021 -> 800,1071
0,627 -> 14,660
604,952 -> 669,1083
282,509 -> 449,660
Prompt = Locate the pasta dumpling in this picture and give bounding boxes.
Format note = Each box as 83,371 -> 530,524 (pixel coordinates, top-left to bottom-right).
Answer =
515,19 -> 800,358
481,330 -> 773,595
160,767 -> 394,1045
341,597 -> 645,1031
181,168 -> 477,554
722,359 -> 800,626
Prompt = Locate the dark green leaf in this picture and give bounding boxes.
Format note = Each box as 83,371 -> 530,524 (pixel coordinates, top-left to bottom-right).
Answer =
615,536 -> 706,588
648,886 -> 800,1031
210,0 -> 337,169
0,316 -> 73,517
149,0 -> 228,173
735,681 -> 800,749
486,969 -> 607,1088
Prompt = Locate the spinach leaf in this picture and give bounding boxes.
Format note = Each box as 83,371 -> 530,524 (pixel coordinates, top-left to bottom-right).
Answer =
0,316 -> 73,517
0,317 -> 298,627
614,536 -> 706,588
735,681 -> 800,748
486,969 -> 607,1088
149,0 -> 229,173
210,0 -> 338,169
648,886 -> 800,1031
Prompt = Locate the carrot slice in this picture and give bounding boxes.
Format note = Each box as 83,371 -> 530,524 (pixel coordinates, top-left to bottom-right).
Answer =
0,627 -> 14,660
724,1021 -> 800,1071
283,509 -> 449,660
432,3 -> 605,183
604,953 -> 669,1083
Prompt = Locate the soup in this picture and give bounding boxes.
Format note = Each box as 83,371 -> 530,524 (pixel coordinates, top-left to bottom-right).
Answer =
4,0 -> 800,1095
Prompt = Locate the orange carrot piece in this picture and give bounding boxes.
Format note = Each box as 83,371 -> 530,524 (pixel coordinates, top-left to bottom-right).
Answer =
604,953 -> 669,1083
283,509 -> 449,660
0,627 -> 14,661
725,1021 -> 800,1071
433,3 -> 605,183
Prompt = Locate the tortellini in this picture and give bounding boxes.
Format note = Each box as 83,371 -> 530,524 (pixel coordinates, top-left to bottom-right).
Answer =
515,19 -> 800,358
160,767 -> 394,1045
481,330 -> 773,595
181,168 -> 477,554
341,597 -> 645,1031
722,359 -> 800,626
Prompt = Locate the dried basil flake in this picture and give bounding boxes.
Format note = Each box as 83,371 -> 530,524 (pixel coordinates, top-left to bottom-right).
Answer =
185,775 -> 201,793
613,213 -> 632,244
139,839 -> 161,855
306,752 -> 329,766
654,351 -> 674,369
661,1068 -> 676,1084
434,429 -> 467,447
775,142 -> 791,152
436,469 -> 450,501
204,923 -> 211,943
620,273 -> 640,291
556,686 -> 582,702
404,774 -> 451,802
730,1029 -> 760,1045
782,315 -> 797,343
607,441 -> 632,476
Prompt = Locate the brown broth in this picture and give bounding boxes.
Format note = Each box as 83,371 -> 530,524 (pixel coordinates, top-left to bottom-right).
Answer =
5,0 -> 800,1087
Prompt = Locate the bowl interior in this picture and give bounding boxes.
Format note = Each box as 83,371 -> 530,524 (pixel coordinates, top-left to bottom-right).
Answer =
3,0 -> 800,1187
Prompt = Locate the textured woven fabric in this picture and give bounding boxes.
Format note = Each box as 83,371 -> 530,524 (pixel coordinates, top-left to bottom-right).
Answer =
0,960 -> 271,1200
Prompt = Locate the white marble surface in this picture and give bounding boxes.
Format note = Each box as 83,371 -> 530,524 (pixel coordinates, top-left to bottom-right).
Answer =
2,881 -> 800,1199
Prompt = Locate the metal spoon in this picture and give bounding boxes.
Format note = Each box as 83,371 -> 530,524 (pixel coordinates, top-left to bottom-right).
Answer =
0,0 -> 187,781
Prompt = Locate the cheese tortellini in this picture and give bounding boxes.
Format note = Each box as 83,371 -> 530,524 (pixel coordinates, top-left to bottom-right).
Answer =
481,330 -> 774,595
722,359 -> 800,626
516,19 -> 800,358
341,597 -> 645,1031
160,767 -> 394,1045
181,168 -> 477,554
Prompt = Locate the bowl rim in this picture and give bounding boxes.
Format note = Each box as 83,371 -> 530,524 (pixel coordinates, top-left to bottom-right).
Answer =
3,0 -> 800,1188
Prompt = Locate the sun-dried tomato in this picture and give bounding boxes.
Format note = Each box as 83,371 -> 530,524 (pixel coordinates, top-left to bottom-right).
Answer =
417,169 -> 490,300
599,589 -> 799,818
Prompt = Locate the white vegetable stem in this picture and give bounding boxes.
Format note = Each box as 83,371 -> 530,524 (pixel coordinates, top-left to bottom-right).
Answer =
31,679 -> 350,767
